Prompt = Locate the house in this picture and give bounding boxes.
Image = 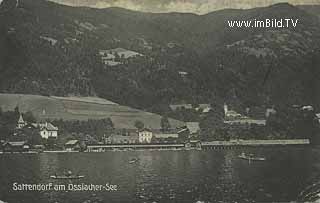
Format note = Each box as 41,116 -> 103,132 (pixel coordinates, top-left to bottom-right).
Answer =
265,108 -> 277,118
2,141 -> 30,152
153,130 -> 179,143
224,104 -> 243,120
65,140 -> 80,151
138,128 -> 153,143
153,133 -> 179,139
185,140 -> 201,148
16,114 -> 26,129
316,113 -> 320,124
169,104 -> 193,111
99,48 -> 143,66
106,134 -> 139,144
196,104 -> 212,113
38,122 -> 58,139
302,105 -> 314,111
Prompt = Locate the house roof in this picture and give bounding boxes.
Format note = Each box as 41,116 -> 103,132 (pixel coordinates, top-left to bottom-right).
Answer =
177,128 -> 189,134
4,141 -> 28,147
169,104 -> 193,110
138,128 -> 152,132
186,122 -> 200,134
110,134 -> 138,141
65,140 -> 79,145
154,133 -> 179,139
39,123 -> 58,131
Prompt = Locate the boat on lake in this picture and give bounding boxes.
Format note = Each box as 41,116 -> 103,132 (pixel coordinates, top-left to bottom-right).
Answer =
238,152 -> 266,161
50,175 -> 85,179
50,170 -> 84,179
129,158 -> 139,164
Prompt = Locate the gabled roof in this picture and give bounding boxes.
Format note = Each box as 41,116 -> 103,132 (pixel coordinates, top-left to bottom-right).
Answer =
177,128 -> 189,134
65,140 -> 79,145
138,128 -> 152,132
3,141 -> 28,147
39,123 -> 58,131
169,104 -> 193,110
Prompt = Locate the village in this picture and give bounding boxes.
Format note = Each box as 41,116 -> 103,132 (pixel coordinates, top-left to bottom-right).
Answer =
0,102 -> 314,153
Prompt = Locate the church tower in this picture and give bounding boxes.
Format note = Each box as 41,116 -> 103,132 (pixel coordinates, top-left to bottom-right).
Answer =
17,114 -> 26,129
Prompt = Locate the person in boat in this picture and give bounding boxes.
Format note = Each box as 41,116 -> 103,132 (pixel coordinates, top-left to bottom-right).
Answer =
67,170 -> 73,177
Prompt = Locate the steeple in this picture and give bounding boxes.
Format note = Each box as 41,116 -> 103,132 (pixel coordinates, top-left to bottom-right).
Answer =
17,114 -> 26,129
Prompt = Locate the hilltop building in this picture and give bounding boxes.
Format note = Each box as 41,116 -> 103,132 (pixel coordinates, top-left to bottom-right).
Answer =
224,104 -> 243,120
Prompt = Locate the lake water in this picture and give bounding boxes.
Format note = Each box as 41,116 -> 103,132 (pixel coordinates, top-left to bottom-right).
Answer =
0,146 -> 319,203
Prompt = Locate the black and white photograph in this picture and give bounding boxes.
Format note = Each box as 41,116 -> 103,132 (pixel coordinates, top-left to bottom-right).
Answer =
0,0 -> 320,202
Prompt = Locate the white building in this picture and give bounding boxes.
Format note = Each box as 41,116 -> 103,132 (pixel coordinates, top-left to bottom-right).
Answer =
138,128 -> 153,143
224,103 -> 242,119
38,122 -> 58,139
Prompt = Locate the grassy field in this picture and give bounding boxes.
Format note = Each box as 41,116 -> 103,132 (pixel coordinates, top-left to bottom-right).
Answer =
0,94 -> 184,129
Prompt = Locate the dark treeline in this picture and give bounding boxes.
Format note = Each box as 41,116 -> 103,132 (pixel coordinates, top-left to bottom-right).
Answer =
198,104 -> 320,143
51,118 -> 114,143
0,106 -> 36,140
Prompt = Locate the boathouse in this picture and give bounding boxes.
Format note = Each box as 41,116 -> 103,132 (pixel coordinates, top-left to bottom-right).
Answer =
2,141 -> 30,152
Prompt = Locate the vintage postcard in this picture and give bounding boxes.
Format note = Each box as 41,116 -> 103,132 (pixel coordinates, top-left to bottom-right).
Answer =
0,0 -> 320,202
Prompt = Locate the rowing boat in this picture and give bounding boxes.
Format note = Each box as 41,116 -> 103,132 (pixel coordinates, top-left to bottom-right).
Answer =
238,153 -> 266,161
50,175 -> 85,179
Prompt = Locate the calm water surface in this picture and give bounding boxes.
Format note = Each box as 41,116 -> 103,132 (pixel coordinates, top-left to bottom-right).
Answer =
0,147 -> 319,203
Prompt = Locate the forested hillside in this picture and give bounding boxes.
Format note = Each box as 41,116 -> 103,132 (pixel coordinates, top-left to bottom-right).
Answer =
0,0 -> 320,113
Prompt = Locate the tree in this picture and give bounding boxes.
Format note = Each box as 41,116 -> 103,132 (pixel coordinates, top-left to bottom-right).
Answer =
161,116 -> 171,132
14,106 -> 20,117
199,103 -> 224,141
134,120 -> 144,130
23,111 -> 36,123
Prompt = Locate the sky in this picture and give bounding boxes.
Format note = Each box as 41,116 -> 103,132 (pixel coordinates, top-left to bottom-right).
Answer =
47,0 -> 320,14
0,0 -> 318,14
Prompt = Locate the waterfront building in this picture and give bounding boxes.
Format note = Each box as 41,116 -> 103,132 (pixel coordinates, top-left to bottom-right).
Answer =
107,134 -> 139,144
2,141 -> 30,152
15,115 -> 58,139
153,130 -> 179,143
138,128 -> 153,143
316,113 -> 320,124
65,140 -> 80,151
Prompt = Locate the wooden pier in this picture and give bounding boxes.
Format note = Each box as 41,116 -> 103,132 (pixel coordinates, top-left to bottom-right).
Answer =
86,144 -> 185,152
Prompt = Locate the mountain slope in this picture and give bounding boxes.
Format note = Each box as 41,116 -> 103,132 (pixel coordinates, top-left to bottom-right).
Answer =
0,0 -> 320,112
0,93 -> 185,129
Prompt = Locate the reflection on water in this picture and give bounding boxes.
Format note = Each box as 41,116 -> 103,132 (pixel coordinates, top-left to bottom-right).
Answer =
0,146 -> 318,203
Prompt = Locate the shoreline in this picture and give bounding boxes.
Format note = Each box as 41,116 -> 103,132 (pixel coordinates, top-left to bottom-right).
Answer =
0,139 -> 311,154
